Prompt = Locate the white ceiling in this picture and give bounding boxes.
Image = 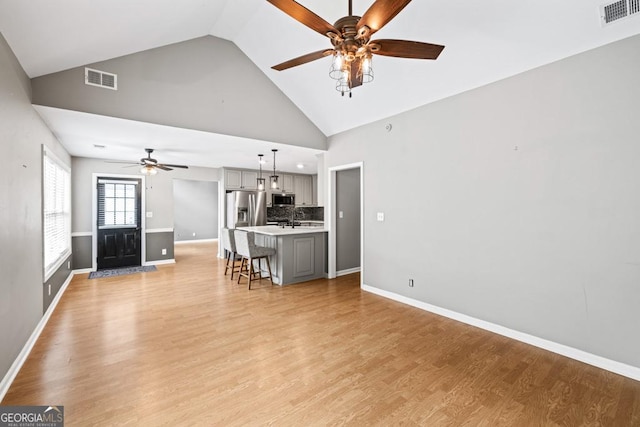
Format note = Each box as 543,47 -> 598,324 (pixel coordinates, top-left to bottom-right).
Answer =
2,0 -> 640,170
34,106 -> 323,173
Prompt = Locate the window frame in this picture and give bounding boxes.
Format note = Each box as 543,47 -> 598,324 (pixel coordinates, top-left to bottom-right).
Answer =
97,179 -> 140,230
42,146 -> 71,281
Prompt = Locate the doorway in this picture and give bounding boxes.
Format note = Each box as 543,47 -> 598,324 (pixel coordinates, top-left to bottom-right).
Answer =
173,179 -> 219,242
327,162 -> 364,285
95,176 -> 143,270
336,168 -> 361,275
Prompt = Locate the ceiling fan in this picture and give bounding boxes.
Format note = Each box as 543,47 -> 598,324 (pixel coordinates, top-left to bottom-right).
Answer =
107,148 -> 189,175
267,0 -> 445,97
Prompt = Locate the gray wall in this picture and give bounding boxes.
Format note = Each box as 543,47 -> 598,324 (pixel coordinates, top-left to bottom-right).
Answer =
31,36 -> 327,149
173,179 -> 218,241
0,33 -> 71,384
71,236 -> 92,270
71,157 -> 221,264
146,232 -> 175,262
336,168 -> 361,272
325,34 -> 640,368
44,255 -> 72,312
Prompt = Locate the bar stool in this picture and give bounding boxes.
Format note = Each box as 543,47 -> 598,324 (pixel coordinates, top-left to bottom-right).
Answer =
234,230 -> 276,290
221,228 -> 241,280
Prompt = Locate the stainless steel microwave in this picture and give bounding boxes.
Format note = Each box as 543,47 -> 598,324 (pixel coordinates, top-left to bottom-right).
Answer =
272,193 -> 295,206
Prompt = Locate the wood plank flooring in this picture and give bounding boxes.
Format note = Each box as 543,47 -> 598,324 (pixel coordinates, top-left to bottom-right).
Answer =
3,241 -> 640,425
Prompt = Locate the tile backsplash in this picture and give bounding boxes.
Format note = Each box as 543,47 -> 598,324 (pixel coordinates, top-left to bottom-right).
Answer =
267,206 -> 324,222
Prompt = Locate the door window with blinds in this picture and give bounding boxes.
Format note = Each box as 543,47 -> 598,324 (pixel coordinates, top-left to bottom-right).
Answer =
43,147 -> 71,280
98,180 -> 139,228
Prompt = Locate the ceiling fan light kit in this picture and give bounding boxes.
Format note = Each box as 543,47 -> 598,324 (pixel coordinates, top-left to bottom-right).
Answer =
140,164 -> 158,176
267,0 -> 444,97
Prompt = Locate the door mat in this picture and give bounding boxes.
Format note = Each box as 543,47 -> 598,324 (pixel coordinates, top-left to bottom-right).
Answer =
89,265 -> 157,279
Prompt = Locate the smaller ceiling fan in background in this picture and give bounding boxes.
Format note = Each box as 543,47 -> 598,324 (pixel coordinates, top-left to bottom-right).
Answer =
267,0 -> 445,97
106,148 -> 189,175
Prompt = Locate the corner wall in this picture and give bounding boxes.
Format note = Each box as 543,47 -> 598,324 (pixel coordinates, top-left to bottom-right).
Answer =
31,36 -> 327,150
0,33 -> 71,385
325,34 -> 640,369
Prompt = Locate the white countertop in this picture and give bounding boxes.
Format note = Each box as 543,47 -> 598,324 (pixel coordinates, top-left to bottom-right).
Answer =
238,225 -> 328,236
266,220 -> 325,225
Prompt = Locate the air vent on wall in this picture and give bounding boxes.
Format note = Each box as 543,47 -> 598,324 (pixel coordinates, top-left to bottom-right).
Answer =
84,68 -> 117,90
600,0 -> 640,25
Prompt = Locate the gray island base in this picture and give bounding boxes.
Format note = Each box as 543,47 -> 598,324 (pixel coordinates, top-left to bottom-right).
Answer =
237,226 -> 328,285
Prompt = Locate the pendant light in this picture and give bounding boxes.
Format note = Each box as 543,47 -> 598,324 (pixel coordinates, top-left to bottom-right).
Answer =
270,149 -> 279,189
257,154 -> 266,191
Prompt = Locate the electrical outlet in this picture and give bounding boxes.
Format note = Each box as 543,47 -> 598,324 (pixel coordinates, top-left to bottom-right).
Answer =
48,284 -> 51,296
339,211 -> 344,218
377,212 -> 385,222
192,232 -> 196,237
146,211 -> 153,218
409,279 -> 414,287
162,248 -> 167,255
67,260 -> 71,269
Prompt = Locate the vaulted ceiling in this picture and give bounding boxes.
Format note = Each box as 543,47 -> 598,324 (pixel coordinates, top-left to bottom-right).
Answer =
1,0 -> 639,170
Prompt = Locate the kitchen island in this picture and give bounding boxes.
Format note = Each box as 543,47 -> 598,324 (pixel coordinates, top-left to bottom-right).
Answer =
237,225 -> 327,285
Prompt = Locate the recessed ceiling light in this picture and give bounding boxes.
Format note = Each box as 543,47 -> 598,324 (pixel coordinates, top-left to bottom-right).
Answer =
296,163 -> 304,169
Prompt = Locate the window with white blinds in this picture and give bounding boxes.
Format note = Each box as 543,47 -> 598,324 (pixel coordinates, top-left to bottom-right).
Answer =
43,148 -> 71,280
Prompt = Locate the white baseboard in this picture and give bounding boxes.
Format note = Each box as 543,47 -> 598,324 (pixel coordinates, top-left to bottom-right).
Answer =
146,259 -> 176,266
72,268 -> 93,275
337,267 -> 361,277
146,228 -> 174,234
361,284 -> 640,382
174,238 -> 218,244
0,272 -> 75,402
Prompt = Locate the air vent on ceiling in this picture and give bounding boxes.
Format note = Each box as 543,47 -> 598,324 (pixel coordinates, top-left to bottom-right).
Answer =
84,67 -> 117,90
600,0 -> 639,25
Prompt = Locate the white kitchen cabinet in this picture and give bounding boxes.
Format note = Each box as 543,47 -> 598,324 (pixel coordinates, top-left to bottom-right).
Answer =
294,175 -> 313,206
312,174 -> 317,205
225,169 -> 242,189
282,174 -> 294,193
225,169 -> 258,190
242,171 -> 258,190
226,169 -> 313,205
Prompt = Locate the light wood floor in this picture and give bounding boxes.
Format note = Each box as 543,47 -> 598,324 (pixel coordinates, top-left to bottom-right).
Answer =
3,241 -> 640,426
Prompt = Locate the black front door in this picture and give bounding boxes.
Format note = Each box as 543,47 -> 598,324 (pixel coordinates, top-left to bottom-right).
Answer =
97,178 -> 142,270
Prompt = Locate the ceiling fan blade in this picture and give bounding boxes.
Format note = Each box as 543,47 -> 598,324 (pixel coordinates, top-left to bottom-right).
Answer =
357,0 -> 412,36
267,0 -> 339,38
159,164 -> 189,169
155,165 -> 173,171
272,49 -> 334,71
105,161 -> 140,165
371,39 -> 444,59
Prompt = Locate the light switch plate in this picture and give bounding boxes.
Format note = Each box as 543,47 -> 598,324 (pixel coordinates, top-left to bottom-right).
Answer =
339,211 -> 344,218
377,212 -> 384,222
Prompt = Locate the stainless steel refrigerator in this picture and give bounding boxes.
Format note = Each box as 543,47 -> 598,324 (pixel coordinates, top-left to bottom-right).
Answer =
226,190 -> 267,228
